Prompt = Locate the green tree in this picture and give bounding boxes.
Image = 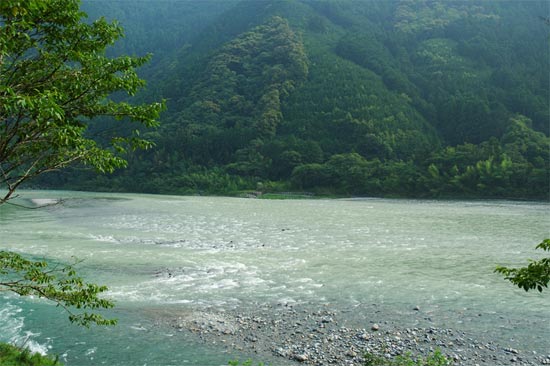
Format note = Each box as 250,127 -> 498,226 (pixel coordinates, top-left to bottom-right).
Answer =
495,239 -> 550,292
0,0 -> 164,204
0,0 -> 162,326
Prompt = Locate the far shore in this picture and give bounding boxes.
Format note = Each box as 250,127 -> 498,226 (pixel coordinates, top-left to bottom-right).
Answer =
11,188 -> 550,203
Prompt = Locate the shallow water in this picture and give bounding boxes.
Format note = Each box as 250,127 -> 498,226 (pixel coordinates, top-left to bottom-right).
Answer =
1,191 -> 548,364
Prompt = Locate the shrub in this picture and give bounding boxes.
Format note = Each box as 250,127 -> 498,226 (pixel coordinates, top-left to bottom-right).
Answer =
0,343 -> 61,366
364,349 -> 451,366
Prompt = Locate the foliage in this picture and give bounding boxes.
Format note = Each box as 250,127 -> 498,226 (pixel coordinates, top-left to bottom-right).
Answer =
0,251 -> 116,327
228,359 -> 265,366
0,0 -> 164,204
164,16 -> 308,167
495,239 -> 550,292
393,350 -> 452,366
0,342 -> 61,366
1,0 -> 161,326
364,349 -> 451,366
36,0 -> 549,200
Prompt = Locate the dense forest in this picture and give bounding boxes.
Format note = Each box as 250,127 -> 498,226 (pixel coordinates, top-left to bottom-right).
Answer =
40,0 -> 549,199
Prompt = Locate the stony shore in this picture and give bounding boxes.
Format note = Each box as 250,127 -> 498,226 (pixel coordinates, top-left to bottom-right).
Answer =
165,303 -> 549,366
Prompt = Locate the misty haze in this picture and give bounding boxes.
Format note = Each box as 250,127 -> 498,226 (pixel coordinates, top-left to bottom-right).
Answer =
0,1 -> 548,365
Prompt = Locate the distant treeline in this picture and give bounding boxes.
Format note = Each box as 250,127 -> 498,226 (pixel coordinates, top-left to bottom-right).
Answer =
41,0 -> 549,199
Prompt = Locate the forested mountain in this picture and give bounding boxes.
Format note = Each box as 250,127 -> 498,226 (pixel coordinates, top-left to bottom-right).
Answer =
45,0 -> 549,199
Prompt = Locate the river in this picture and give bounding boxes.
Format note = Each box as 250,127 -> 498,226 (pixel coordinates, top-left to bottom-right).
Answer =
0,191 -> 548,365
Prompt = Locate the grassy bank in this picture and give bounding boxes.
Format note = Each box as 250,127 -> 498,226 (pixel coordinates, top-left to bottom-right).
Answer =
0,343 -> 61,366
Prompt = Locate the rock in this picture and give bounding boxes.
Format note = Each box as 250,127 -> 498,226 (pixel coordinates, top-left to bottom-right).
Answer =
346,350 -> 357,357
167,304 -> 542,366
413,306 -> 420,311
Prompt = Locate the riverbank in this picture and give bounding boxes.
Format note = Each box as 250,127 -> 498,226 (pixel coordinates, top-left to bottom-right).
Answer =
0,343 -> 61,366
163,303 -> 549,366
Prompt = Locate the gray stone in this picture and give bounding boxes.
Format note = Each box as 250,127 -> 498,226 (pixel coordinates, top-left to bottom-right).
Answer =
346,350 -> 357,357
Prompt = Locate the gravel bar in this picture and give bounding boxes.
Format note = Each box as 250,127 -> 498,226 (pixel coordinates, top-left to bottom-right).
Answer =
164,303 -> 549,366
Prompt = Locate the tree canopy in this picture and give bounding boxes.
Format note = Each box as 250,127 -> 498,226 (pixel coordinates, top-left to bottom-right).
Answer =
0,0 -> 162,326
45,0 -> 548,199
0,0 -> 164,204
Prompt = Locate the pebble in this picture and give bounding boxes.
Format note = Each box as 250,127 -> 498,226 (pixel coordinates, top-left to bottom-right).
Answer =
346,350 -> 357,357
162,303 -> 544,366
294,353 -> 308,362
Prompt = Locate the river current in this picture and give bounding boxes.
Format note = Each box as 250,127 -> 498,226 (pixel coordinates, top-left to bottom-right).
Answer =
0,191 -> 548,365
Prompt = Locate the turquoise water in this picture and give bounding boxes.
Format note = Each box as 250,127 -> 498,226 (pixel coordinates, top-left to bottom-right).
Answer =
1,191 -> 548,364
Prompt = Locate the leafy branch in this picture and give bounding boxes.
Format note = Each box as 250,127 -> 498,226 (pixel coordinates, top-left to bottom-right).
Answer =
0,251 -> 116,327
495,239 -> 550,292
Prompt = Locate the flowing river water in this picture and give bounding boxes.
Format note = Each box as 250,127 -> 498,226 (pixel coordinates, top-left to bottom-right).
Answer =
0,191 -> 548,365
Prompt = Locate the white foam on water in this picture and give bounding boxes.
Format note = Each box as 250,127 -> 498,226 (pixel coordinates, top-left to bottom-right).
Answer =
276,297 -> 297,306
0,302 -> 50,355
196,278 -> 240,291
88,234 -> 120,243
293,277 -> 314,283
84,347 -> 97,356
106,288 -> 169,303
106,261 -> 289,304
129,325 -> 147,331
0,303 -> 23,340
167,299 -> 193,305
30,198 -> 59,206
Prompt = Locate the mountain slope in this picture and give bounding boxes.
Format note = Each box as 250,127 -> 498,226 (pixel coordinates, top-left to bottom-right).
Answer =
45,0 -> 549,199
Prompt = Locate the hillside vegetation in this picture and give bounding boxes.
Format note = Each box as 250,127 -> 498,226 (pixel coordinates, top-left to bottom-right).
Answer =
46,0 -> 549,199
